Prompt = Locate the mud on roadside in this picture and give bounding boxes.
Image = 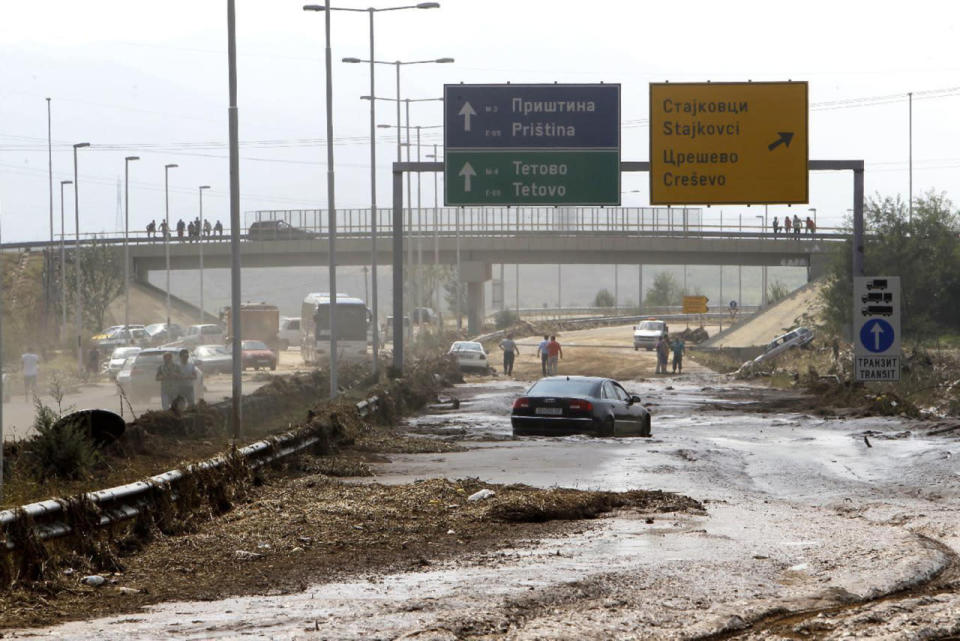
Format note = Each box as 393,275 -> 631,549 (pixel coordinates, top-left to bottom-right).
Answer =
0,467 -> 702,630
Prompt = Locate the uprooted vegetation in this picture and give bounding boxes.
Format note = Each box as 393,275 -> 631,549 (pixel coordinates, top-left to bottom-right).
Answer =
0,475 -> 702,629
697,331 -> 960,418
0,354 -> 465,576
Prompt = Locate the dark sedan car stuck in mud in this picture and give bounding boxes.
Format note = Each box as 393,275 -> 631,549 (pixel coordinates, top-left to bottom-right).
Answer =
512,376 -> 651,437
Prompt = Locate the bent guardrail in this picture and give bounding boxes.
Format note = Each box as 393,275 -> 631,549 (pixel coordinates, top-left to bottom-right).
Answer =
0,395 -> 379,550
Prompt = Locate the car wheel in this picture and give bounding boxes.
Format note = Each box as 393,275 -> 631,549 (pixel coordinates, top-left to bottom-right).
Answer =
640,414 -> 652,438
600,416 -> 616,437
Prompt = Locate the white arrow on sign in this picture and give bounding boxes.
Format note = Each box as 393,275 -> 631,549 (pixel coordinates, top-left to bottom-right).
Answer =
458,102 -> 476,132
870,322 -> 884,351
458,162 -> 476,192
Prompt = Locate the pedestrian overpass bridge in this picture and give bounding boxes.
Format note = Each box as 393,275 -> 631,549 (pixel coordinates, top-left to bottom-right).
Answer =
5,206 -> 845,332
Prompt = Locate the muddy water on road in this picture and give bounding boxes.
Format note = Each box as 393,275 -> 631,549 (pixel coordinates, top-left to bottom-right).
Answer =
15,373 -> 960,640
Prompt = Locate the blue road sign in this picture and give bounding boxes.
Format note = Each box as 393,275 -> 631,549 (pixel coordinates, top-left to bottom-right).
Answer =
859,318 -> 895,353
444,84 -> 620,149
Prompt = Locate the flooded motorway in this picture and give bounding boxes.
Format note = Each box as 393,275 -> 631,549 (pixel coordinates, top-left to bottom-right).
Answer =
13,373 -> 960,640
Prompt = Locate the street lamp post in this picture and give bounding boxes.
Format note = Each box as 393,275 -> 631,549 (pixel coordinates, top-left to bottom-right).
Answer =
72,142 -> 90,374
59,179 -> 72,340
198,185 -> 211,323
426,144 -> 440,327
164,163 -> 178,328
343,57 -> 452,344
308,3 -> 441,371
124,156 -> 139,330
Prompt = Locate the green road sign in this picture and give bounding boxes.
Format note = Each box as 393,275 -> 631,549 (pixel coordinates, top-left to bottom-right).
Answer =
444,150 -> 619,206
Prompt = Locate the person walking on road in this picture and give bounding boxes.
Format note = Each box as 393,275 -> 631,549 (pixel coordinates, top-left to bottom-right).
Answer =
671,335 -> 686,374
499,333 -> 520,376
656,335 -> 670,374
21,347 -> 40,401
155,351 -> 181,411
537,335 -> 550,377
546,335 -> 563,375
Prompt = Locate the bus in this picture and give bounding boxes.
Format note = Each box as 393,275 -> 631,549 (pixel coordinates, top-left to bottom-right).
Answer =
300,293 -> 374,364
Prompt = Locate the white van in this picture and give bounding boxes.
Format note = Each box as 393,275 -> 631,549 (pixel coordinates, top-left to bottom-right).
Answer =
278,316 -> 301,350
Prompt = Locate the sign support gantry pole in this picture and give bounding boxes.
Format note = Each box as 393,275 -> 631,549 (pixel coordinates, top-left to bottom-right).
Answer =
389,159 -> 863,374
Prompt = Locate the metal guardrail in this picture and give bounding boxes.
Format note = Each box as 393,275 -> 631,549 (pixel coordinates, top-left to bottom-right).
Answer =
0,395 -> 379,550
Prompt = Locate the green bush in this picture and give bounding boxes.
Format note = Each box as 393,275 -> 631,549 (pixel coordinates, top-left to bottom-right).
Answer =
23,400 -> 100,482
494,309 -> 520,329
593,289 -> 615,307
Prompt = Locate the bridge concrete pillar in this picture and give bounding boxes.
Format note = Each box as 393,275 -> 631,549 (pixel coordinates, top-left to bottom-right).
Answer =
808,253 -> 831,282
460,261 -> 491,335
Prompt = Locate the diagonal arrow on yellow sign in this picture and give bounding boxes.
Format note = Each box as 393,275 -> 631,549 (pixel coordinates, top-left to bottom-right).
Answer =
649,81 -> 808,205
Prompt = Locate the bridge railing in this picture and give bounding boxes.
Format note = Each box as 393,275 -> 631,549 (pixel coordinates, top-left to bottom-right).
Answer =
30,207 -> 841,248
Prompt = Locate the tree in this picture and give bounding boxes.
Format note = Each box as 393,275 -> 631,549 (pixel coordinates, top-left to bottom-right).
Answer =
442,269 -> 467,321
63,240 -> 124,332
644,272 -> 682,307
593,288 -> 615,307
820,191 -> 960,339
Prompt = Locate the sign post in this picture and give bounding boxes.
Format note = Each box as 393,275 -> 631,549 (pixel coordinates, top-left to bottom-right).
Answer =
444,84 -> 620,206
649,81 -> 808,205
853,276 -> 901,382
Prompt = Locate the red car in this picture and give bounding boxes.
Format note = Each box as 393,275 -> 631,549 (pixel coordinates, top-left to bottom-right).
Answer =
240,340 -> 277,371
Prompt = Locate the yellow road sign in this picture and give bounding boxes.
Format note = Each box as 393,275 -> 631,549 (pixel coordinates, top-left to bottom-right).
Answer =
682,295 -> 709,314
650,81 -> 808,205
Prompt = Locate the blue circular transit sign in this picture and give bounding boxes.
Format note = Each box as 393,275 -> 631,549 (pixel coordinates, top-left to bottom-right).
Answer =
860,319 -> 895,353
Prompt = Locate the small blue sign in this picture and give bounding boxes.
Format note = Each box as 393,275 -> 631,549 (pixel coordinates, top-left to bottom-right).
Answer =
860,319 -> 895,353
444,84 -> 620,149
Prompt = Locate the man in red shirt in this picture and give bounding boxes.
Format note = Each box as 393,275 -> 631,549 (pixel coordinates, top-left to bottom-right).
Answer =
546,335 -> 563,375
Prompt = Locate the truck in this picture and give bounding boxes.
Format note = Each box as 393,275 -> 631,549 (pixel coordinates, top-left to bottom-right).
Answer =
221,303 -> 281,351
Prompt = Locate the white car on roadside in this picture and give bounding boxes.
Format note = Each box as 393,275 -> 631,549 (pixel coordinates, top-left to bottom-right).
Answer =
105,346 -> 142,379
278,317 -> 300,350
633,320 -> 668,351
448,341 -> 489,372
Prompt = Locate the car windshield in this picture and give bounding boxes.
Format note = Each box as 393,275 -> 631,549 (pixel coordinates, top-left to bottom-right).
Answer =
637,321 -> 664,331
242,340 -> 269,350
451,342 -> 483,352
197,346 -> 229,357
527,379 -> 600,397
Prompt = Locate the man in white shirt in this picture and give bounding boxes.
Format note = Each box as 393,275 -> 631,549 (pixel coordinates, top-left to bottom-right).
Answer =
177,349 -> 198,409
21,348 -> 40,401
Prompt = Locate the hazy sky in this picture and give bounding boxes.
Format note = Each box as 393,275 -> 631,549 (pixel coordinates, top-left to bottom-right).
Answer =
1,0 -> 958,241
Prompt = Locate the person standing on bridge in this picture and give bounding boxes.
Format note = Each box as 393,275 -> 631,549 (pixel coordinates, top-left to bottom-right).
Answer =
537,335 -> 550,377
499,333 -> 520,376
772,216 -> 780,237
546,335 -> 563,376
806,216 -> 816,236
214,220 -> 223,236
146,220 -> 156,239
159,219 -> 169,238
203,219 -> 212,236
176,219 -> 186,240
793,214 -> 802,237
784,216 -> 792,235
